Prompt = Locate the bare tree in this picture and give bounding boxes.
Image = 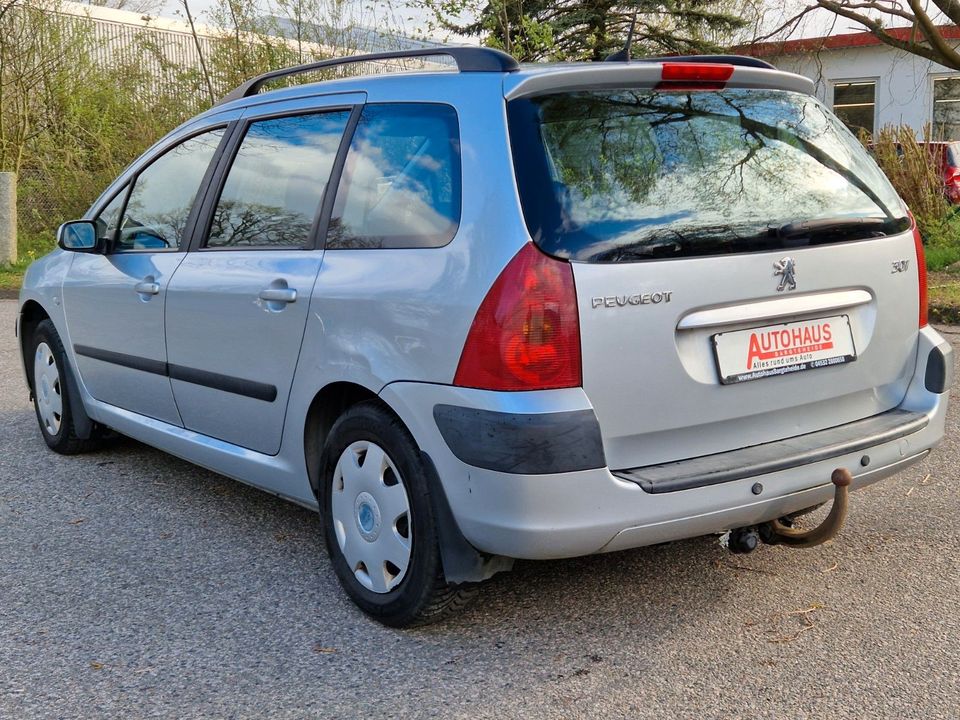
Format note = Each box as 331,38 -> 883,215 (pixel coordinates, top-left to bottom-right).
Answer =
760,0 -> 960,70
180,0 -> 216,103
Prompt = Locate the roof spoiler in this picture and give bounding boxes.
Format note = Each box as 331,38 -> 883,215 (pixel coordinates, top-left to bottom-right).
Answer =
635,54 -> 776,70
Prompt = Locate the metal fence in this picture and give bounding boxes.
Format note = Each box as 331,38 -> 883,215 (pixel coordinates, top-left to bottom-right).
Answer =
12,2 -> 450,240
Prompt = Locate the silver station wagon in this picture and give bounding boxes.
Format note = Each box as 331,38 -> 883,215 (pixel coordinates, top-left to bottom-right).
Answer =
18,48 -> 952,626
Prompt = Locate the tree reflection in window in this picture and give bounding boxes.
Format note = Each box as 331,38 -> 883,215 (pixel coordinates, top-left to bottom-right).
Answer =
115,129 -> 225,251
206,111 -> 351,248
511,89 -> 906,262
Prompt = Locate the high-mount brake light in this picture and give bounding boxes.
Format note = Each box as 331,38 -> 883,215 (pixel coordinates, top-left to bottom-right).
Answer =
910,212 -> 929,328
661,63 -> 734,83
454,243 -> 581,391
656,62 -> 734,91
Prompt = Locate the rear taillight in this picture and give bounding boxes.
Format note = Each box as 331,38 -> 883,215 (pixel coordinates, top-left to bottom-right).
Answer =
656,63 -> 734,91
910,213 -> 928,328
454,243 -> 581,391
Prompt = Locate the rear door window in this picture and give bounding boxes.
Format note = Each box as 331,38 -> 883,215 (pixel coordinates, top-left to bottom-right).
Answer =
325,103 -> 461,249
508,89 -> 908,262
205,111 -> 351,249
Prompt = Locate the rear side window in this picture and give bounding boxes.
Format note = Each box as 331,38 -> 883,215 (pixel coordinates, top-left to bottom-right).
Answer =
206,111 -> 351,249
508,89 -> 909,262
326,104 -> 461,249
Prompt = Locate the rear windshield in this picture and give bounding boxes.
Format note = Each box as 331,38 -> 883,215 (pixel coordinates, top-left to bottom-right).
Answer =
508,88 -> 909,262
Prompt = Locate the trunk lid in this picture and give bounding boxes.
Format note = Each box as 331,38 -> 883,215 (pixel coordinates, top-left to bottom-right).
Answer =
507,84 -> 920,469
572,236 -> 919,468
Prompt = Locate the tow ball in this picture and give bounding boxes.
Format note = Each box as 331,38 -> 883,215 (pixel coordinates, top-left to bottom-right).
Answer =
726,468 -> 853,554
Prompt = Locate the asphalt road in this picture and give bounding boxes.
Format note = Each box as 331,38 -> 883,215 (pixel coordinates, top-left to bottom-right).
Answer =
1,298 -> 958,720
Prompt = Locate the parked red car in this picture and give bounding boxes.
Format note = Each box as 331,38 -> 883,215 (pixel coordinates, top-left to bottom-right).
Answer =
867,140 -> 960,204
923,141 -> 960,203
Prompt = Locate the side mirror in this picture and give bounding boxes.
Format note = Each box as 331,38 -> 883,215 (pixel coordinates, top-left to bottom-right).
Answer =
56,220 -> 101,253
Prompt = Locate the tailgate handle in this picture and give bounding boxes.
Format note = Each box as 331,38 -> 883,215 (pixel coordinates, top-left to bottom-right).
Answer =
678,290 -> 872,331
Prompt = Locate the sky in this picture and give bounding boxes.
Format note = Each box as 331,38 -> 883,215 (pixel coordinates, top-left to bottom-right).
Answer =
147,0 -> 928,46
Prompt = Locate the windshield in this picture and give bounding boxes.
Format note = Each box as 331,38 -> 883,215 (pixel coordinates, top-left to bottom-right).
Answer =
508,88 -> 909,262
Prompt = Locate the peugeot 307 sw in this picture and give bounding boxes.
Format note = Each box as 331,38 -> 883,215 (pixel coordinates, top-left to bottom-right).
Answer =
17,48 -> 952,626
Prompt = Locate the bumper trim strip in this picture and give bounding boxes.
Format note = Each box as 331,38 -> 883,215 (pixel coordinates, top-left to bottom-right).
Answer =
614,408 -> 928,494
434,404 -> 606,475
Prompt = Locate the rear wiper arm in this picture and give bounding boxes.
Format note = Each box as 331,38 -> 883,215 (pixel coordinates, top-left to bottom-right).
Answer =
776,217 -> 891,239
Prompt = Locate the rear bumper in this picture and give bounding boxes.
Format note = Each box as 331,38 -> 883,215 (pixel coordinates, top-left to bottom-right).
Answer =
613,408 -> 929,494
381,326 -> 951,560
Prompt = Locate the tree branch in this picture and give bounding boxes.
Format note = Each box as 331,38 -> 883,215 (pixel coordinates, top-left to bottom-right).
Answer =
816,0 -> 960,69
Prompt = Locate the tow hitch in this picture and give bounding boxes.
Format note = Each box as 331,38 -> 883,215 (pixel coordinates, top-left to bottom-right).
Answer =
726,468 -> 853,553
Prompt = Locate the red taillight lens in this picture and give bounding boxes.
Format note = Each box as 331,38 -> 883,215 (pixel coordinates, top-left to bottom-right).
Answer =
658,62 -> 733,89
911,213 -> 928,328
454,243 -> 581,391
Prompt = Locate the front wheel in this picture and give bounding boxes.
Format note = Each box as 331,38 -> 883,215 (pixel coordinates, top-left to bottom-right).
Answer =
320,401 -> 476,627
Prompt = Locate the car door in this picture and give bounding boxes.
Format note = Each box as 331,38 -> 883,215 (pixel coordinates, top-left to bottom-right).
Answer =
164,98 -> 359,455
62,127 -> 228,425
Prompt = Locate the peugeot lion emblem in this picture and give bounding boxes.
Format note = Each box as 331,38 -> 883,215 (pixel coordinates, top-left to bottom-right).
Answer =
773,257 -> 797,292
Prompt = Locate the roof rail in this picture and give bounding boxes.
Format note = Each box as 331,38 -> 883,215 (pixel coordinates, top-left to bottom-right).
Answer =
636,54 -> 776,70
218,47 -> 520,105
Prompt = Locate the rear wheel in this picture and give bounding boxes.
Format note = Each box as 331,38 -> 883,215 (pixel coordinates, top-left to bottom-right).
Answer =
29,320 -> 104,455
320,401 -> 476,627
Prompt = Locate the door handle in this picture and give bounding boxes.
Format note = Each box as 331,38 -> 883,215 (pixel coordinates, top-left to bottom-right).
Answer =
258,287 -> 297,304
134,281 -> 160,295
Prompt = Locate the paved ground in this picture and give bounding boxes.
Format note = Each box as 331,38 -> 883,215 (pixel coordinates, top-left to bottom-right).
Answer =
1,298 -> 958,719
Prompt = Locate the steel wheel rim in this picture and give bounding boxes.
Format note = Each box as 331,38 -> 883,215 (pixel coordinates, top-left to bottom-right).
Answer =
33,342 -> 62,436
331,440 -> 412,594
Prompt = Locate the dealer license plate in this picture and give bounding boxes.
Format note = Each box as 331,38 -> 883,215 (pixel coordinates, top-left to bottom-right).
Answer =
713,315 -> 856,385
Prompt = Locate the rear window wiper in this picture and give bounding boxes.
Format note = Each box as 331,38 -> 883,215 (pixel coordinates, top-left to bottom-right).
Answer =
775,216 -> 901,240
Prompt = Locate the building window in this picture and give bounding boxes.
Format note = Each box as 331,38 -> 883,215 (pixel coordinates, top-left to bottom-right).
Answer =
933,77 -> 960,141
833,81 -> 876,137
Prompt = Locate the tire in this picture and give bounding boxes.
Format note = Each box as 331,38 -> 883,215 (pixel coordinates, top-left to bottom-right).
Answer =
28,319 -> 104,455
320,400 -> 476,627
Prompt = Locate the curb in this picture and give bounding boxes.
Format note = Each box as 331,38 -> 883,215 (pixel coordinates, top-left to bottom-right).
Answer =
0,289 -> 18,300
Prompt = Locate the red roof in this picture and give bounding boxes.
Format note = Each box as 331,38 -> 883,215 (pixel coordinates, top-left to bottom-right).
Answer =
741,24 -> 960,57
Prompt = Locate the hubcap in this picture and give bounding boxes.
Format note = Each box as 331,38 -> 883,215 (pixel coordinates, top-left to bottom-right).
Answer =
33,342 -> 62,436
331,441 -> 412,594
354,492 -> 381,541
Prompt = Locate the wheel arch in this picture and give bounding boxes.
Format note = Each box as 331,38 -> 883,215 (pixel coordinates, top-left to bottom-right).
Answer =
18,299 -> 52,393
19,301 -> 97,440
303,381 -> 381,500
302,380 -> 513,586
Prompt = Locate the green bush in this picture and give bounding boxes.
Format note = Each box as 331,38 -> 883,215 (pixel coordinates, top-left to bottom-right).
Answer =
921,212 -> 960,271
869,125 -> 960,271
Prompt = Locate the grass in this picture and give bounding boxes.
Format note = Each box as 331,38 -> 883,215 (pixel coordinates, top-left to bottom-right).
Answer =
925,244 -> 960,271
0,233 -> 56,292
929,271 -> 960,324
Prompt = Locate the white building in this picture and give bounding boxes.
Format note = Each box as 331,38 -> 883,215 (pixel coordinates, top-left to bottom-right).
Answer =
745,25 -> 960,140
55,1 -> 220,76
52,1 -> 446,96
